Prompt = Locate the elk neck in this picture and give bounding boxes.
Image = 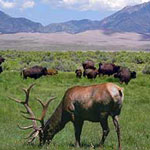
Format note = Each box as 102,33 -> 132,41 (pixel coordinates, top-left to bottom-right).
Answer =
42,101 -> 71,144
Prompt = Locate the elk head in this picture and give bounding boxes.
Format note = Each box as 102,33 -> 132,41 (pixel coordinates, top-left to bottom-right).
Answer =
9,83 -> 55,145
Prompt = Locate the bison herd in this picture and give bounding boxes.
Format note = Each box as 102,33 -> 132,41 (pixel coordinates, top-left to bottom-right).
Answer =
75,60 -> 136,84
0,56 -> 136,84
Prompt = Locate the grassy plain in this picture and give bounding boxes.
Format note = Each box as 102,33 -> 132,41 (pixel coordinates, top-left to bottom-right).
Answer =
0,51 -> 150,150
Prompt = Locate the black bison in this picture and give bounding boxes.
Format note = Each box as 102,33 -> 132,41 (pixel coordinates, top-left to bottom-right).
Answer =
0,56 -> 5,65
99,63 -> 120,76
114,67 -> 136,84
75,69 -> 82,78
47,69 -> 58,75
82,60 -> 95,70
21,66 -> 48,79
83,69 -> 99,79
0,66 -> 3,74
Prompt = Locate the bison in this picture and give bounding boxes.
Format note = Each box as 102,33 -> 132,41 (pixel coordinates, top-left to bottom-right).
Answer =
0,66 -> 3,74
47,69 -> 58,75
114,67 -> 136,84
75,69 -> 82,78
83,69 -> 99,79
0,56 -> 5,65
82,60 -> 95,70
99,63 -> 120,76
21,66 -> 48,79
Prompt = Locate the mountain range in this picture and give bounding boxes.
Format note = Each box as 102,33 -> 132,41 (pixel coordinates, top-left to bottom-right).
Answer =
0,2 -> 150,34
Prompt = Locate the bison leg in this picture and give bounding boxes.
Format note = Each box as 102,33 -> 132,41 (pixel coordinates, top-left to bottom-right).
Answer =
83,71 -> 86,77
112,116 -> 121,150
99,117 -> 110,147
73,120 -> 84,147
23,75 -> 27,79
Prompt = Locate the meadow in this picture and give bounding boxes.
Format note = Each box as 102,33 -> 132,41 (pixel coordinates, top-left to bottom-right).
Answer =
0,50 -> 150,150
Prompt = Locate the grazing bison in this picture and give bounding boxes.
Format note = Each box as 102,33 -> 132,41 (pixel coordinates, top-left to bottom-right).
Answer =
0,56 -> 5,65
47,69 -> 58,75
0,66 -> 3,74
21,66 -> 48,79
99,63 -> 120,76
83,69 -> 99,79
114,67 -> 136,84
75,69 -> 82,78
82,60 -> 95,70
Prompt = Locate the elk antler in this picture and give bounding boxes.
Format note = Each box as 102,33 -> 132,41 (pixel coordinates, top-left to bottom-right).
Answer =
36,97 -> 56,127
9,83 -> 55,144
9,83 -> 40,143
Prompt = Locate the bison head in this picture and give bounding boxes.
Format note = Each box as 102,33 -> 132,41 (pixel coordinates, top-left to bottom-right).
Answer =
0,57 -> 5,65
114,72 -> 120,78
43,67 -> 48,75
114,65 -> 120,73
131,71 -> 136,79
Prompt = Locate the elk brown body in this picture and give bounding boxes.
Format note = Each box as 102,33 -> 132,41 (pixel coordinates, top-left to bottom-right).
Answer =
42,83 -> 124,150
10,83 -> 124,150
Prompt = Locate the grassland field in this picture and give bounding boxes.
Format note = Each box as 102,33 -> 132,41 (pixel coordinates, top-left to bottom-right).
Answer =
0,50 -> 150,150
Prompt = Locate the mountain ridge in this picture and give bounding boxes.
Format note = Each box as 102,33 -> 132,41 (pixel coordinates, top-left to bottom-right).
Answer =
0,2 -> 150,34
99,1 -> 150,33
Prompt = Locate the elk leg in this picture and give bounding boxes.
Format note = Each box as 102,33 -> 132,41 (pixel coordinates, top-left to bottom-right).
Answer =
73,120 -> 84,147
99,117 -> 110,147
112,116 -> 121,150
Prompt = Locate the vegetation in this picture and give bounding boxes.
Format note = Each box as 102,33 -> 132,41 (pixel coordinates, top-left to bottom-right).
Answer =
0,50 -> 150,150
1,50 -> 150,72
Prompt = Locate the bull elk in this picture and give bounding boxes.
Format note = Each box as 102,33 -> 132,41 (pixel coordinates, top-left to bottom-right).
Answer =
9,82 -> 124,150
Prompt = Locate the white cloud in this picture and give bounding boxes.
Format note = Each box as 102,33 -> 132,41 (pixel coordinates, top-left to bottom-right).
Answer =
41,0 -> 150,10
0,0 -> 16,8
0,0 -> 36,10
22,1 -> 35,9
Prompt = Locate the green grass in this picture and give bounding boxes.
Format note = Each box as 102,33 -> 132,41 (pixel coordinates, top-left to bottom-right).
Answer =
1,50 -> 150,73
0,70 -> 150,150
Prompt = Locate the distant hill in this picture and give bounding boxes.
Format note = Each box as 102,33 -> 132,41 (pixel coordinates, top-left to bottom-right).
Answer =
99,2 -> 150,33
0,2 -> 150,34
0,11 -> 43,33
44,19 -> 100,34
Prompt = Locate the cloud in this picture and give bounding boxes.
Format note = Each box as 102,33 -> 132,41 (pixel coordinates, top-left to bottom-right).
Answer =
22,1 -> 35,9
41,0 -> 150,10
0,0 -> 36,10
0,0 -> 16,8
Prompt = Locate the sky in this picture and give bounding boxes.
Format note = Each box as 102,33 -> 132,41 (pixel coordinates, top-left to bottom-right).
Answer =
0,0 -> 150,25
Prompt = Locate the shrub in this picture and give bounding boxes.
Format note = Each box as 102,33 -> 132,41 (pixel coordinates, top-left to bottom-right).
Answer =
142,65 -> 150,74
